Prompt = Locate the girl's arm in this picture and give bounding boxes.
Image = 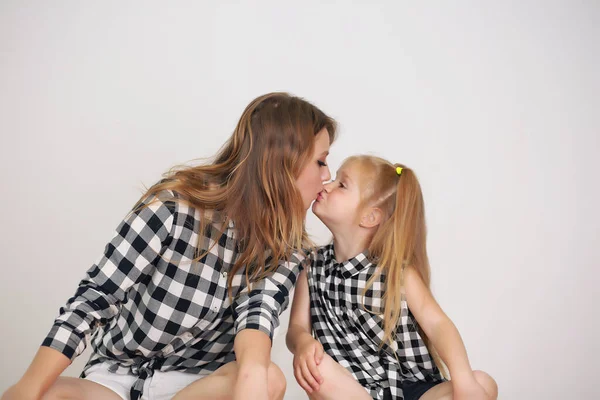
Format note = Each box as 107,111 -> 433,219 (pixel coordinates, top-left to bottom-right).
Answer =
403,265 -> 485,394
285,269 -> 324,393
286,269 -> 313,352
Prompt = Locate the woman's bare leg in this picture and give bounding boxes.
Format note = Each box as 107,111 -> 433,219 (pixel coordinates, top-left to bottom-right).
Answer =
172,361 -> 287,400
41,377 -> 123,400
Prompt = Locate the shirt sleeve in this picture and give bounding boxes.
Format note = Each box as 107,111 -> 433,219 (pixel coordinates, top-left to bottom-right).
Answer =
232,250 -> 308,341
42,191 -> 177,360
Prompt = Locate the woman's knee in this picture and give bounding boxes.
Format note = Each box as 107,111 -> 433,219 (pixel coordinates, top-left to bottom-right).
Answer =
267,362 -> 287,400
41,377 -> 121,400
473,370 -> 498,399
41,378 -> 84,400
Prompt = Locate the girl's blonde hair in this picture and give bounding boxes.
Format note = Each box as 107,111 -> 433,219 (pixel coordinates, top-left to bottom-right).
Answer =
141,92 -> 336,294
345,155 -> 446,375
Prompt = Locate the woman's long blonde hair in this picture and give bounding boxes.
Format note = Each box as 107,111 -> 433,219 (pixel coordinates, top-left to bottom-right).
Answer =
347,155 -> 446,375
141,92 -> 336,293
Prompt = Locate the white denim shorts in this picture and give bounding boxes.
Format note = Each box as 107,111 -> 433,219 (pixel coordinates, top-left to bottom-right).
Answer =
85,326 -> 282,399
84,362 -> 209,400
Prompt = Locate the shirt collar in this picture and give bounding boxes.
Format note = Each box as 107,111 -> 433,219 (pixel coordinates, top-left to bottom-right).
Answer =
330,243 -> 372,279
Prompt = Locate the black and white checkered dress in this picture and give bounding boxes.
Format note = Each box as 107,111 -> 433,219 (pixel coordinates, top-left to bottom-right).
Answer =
307,244 -> 444,399
43,189 -> 306,400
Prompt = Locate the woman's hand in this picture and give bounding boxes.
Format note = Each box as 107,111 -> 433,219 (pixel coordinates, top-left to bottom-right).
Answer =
1,381 -> 42,400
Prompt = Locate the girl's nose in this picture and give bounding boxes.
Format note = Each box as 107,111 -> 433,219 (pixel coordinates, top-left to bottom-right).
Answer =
323,180 -> 335,192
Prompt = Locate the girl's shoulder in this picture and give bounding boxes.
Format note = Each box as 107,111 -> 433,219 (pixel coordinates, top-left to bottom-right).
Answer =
301,243 -> 334,273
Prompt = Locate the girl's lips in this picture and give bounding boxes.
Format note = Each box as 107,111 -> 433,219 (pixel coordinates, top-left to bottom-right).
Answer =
316,192 -> 325,202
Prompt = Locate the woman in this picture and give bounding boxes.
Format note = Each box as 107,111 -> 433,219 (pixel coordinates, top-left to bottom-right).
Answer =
3,92 -> 336,400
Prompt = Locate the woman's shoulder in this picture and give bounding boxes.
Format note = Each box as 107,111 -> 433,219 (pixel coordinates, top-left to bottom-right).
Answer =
134,187 -> 212,233
136,188 -> 179,213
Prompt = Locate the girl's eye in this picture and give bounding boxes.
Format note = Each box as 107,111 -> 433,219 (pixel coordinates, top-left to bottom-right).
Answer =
318,160 -> 327,167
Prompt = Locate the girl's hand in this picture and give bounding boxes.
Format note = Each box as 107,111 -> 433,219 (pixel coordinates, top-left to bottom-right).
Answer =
453,377 -> 493,400
292,335 -> 325,394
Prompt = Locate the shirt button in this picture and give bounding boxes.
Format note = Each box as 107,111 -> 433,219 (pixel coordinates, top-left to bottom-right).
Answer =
211,306 -> 219,312
222,271 -> 228,279
183,332 -> 193,340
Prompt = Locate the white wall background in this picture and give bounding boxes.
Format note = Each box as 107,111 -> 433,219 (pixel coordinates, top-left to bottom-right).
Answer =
1,1 -> 598,399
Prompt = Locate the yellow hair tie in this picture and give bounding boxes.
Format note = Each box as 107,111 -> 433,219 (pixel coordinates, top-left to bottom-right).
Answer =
396,167 -> 403,176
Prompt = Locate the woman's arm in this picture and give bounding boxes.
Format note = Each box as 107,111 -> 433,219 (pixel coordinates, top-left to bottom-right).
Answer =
3,192 -> 176,399
232,329 -> 272,400
231,252 -> 307,399
2,347 -> 70,400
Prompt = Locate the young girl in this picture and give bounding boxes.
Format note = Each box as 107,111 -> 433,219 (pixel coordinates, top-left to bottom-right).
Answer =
2,93 -> 336,400
287,155 -> 498,400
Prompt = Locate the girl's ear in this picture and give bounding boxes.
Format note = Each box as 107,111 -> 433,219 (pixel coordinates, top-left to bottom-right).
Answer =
359,207 -> 383,228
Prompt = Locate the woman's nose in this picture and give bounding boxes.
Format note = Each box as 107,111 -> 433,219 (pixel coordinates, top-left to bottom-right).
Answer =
322,166 -> 331,182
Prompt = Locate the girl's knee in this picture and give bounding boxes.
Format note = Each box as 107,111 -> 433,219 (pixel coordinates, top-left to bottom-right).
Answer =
311,354 -> 368,400
318,353 -> 352,381
315,353 -> 335,375
267,362 -> 287,400
307,355 -> 336,397
473,370 -> 498,399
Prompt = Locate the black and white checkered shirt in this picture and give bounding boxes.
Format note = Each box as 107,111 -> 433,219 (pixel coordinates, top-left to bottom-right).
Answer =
42,190 -> 306,400
307,244 -> 444,400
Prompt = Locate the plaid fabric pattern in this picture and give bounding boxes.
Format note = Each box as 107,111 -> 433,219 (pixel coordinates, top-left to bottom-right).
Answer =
42,189 -> 306,400
307,244 -> 443,400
